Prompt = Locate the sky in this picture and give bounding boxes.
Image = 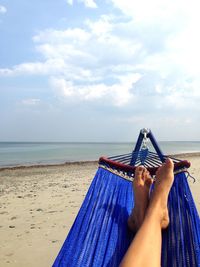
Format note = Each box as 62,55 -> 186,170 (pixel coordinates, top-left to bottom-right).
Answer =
0,0 -> 200,142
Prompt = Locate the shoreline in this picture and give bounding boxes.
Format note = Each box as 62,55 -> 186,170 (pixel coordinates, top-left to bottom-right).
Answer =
1,151 -> 200,171
0,160 -> 98,172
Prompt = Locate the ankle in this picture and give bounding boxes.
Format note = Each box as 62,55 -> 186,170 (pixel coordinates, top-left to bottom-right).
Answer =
146,200 -> 170,229
145,202 -> 163,223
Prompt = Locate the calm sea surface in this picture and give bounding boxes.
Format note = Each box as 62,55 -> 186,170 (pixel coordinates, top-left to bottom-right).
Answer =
0,141 -> 200,167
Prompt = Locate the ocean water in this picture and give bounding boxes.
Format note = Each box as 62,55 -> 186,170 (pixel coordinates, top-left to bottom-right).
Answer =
0,141 -> 200,167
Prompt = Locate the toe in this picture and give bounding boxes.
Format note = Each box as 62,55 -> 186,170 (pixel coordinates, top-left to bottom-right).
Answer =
142,168 -> 148,181
165,158 -> 174,169
134,166 -> 144,181
143,168 -> 149,177
145,177 -> 153,188
144,170 -> 153,188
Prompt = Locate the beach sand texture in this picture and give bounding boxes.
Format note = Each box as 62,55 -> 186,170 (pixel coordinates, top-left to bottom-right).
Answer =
0,155 -> 199,267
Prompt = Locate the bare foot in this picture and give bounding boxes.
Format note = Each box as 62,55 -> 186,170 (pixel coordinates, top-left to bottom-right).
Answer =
128,166 -> 153,232
148,158 -> 174,229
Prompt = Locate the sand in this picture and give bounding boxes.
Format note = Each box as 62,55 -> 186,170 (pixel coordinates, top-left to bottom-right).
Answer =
0,155 -> 199,267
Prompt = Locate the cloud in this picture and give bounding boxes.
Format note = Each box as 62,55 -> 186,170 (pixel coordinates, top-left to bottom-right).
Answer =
51,73 -> 141,107
33,28 -> 91,44
66,0 -> 73,5
66,0 -> 97,8
1,1 -> 200,113
110,0 -> 200,23
0,59 -> 66,76
82,0 -> 97,8
0,5 -> 7,14
85,15 -> 114,36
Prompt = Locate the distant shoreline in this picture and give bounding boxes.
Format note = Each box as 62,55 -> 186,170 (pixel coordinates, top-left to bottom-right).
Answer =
169,152 -> 200,158
1,151 -> 200,171
0,160 -> 98,171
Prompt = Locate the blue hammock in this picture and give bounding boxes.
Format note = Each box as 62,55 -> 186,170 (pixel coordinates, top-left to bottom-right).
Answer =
53,129 -> 200,267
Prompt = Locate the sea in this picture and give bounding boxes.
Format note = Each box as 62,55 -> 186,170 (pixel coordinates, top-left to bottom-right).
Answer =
0,141 -> 200,168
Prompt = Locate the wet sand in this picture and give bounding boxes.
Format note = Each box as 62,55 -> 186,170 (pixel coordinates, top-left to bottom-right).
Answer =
0,155 -> 199,267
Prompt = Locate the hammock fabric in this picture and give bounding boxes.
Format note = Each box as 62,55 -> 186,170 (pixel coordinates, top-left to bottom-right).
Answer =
53,129 -> 200,267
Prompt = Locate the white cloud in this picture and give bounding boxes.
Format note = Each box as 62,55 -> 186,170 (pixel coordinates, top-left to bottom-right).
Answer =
0,59 -> 66,76
0,17 -> 143,84
33,28 -> 91,44
85,15 -> 113,37
110,0 -> 199,23
81,0 -> 97,8
0,5 -> 7,14
51,73 -> 141,106
66,0 -> 73,5
1,0 -> 200,112
66,0 -> 97,8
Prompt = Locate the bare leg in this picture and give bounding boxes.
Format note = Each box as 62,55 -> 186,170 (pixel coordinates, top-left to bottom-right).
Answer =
120,158 -> 174,267
128,166 -> 153,232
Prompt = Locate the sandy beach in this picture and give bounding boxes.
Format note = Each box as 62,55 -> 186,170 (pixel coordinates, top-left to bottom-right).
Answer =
0,155 -> 199,267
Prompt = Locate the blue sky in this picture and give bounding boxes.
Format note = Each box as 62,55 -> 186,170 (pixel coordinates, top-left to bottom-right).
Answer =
0,0 -> 200,142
